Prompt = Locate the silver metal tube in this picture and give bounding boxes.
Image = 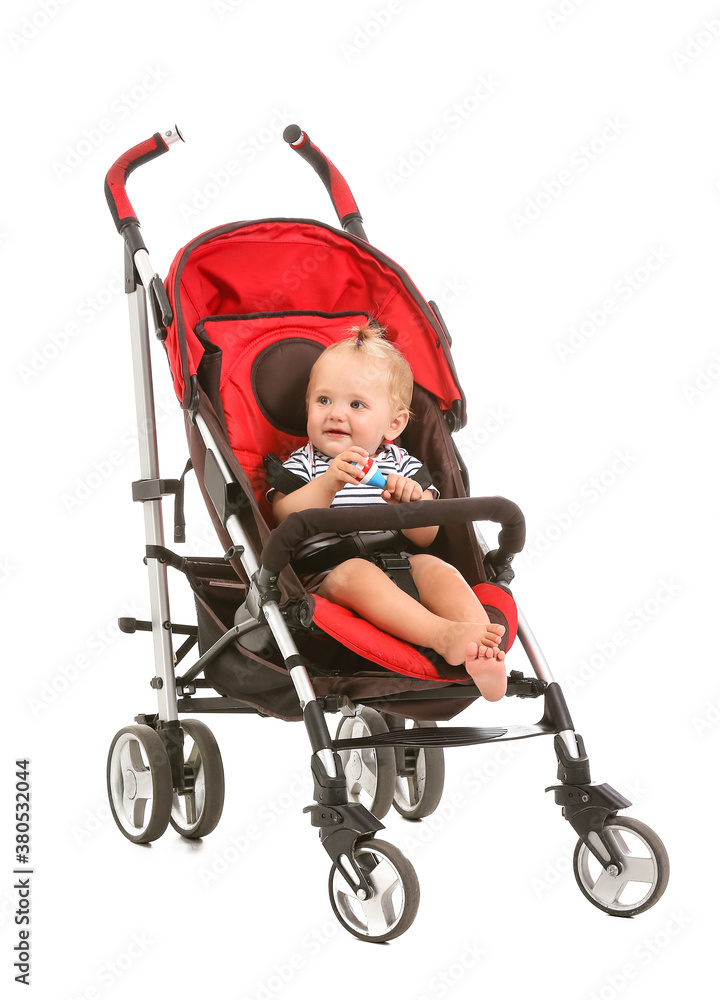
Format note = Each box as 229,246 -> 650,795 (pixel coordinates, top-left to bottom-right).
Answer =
127,287 -> 177,723
557,729 -> 581,759
161,124 -> 184,146
193,415 -> 321,716
132,248 -> 156,291
516,607 -> 556,685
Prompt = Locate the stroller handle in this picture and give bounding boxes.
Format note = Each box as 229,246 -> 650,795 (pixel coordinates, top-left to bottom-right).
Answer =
258,496 -> 525,580
105,126 -> 184,234
283,124 -> 368,241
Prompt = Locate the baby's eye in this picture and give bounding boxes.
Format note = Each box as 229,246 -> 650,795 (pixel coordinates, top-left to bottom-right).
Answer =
350,400 -> 365,409
318,396 -> 331,405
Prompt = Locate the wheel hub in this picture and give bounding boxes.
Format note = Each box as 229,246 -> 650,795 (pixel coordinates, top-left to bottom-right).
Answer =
346,751 -> 363,782
124,769 -> 138,799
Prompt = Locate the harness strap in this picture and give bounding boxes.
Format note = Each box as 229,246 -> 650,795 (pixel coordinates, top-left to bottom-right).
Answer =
291,531 -> 420,601
264,452 -> 307,496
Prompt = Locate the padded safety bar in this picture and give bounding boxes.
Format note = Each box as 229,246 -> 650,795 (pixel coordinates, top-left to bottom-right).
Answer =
283,124 -> 368,240
258,496 -> 525,579
104,126 -> 184,234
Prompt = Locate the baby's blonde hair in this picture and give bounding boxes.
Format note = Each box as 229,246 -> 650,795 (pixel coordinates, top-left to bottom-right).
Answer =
312,321 -> 414,415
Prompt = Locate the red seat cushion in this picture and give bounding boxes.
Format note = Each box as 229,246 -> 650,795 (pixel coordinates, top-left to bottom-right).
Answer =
311,583 -> 517,681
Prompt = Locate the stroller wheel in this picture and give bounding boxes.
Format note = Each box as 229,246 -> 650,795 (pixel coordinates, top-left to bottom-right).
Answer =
106,725 -> 173,843
389,720 -> 445,821
573,816 -> 669,917
169,720 -> 225,839
336,708 -> 396,819
328,838 -> 420,943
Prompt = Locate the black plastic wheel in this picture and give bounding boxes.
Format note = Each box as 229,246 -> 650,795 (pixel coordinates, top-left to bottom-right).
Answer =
328,839 -> 420,942
390,720 -> 445,820
169,720 -> 225,839
107,725 -> 173,843
336,708 -> 397,819
573,815 -> 669,917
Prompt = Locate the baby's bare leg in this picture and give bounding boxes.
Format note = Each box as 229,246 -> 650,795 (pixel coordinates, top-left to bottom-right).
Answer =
409,554 -> 507,701
318,558 -> 455,650
319,556 -> 505,684
409,555 -> 504,646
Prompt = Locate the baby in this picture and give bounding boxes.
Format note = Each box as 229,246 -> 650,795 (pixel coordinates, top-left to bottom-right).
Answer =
271,323 -> 507,701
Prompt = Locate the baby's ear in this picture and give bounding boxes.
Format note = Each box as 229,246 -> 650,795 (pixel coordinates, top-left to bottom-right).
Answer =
385,409 -> 410,441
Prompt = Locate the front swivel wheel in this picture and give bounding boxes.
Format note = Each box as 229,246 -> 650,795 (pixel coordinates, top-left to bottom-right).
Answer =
573,816 -> 669,917
328,839 -> 420,942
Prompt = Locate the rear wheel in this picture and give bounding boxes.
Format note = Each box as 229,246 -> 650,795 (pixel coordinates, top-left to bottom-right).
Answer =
336,708 -> 396,819
390,720 -> 445,820
169,720 -> 225,839
107,725 -> 172,843
328,839 -> 420,942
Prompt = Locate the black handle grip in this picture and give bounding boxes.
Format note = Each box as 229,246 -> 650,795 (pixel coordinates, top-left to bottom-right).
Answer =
259,496 -> 525,578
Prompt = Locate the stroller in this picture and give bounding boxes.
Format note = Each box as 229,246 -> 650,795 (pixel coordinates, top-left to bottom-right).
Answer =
103,124 -> 669,942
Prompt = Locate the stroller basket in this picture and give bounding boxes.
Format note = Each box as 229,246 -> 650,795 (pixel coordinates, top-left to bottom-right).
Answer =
103,124 -> 669,942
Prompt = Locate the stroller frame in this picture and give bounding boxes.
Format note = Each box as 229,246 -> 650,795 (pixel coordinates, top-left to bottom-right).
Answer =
104,124 -> 668,941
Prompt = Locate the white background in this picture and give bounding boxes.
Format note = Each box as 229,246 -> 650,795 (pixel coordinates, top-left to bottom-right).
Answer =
3,0 -> 717,997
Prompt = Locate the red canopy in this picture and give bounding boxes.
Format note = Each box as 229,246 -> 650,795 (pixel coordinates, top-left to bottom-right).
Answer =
163,218 -> 465,420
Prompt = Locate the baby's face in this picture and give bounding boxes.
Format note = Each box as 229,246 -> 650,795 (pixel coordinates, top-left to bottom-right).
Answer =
306,351 -> 406,457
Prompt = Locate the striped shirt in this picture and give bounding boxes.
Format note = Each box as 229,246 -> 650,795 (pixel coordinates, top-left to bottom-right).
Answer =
269,442 -> 437,590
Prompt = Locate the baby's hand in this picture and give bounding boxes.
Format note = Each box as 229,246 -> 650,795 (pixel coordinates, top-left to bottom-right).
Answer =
325,447 -> 369,493
382,474 -> 424,504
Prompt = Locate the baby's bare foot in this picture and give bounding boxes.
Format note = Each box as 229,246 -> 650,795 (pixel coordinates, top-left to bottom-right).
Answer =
436,622 -> 506,666
465,642 -> 507,701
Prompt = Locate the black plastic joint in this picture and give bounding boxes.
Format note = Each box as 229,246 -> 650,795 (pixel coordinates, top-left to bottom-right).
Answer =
541,682 -> 576,734
310,753 -> 348,807
250,571 -> 281,609
554,733 -> 591,784
132,479 -> 180,503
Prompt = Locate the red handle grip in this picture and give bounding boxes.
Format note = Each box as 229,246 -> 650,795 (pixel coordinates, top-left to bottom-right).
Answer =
283,124 -> 366,238
105,129 -> 178,233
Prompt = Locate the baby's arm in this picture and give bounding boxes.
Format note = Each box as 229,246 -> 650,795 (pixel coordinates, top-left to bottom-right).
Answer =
272,446 -> 368,523
382,474 -> 438,547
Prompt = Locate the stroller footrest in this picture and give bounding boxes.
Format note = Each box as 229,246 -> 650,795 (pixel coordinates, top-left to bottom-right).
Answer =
334,723 -> 554,750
